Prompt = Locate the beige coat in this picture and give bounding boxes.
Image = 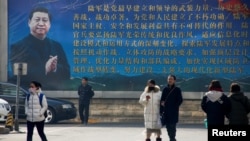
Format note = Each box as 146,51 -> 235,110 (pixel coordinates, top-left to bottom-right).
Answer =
139,85 -> 162,129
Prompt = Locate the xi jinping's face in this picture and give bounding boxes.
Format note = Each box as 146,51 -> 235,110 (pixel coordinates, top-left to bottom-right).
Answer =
29,12 -> 51,40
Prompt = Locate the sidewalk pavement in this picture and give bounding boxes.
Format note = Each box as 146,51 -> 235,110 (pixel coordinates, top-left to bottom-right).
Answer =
0,123 -> 208,141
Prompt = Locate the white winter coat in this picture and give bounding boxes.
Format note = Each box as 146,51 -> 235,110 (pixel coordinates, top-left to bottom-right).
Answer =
139,85 -> 162,129
25,89 -> 48,122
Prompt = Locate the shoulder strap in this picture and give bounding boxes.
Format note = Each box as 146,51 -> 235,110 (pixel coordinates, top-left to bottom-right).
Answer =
164,87 -> 176,102
39,93 -> 44,107
27,93 -> 44,107
27,94 -> 30,101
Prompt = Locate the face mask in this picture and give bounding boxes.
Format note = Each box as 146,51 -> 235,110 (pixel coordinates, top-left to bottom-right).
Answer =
29,88 -> 36,94
148,87 -> 155,91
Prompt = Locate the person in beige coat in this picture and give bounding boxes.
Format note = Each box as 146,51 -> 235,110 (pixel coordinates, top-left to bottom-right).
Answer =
139,79 -> 162,141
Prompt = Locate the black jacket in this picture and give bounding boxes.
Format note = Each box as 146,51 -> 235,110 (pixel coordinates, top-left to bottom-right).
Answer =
201,91 -> 231,126
160,85 -> 183,124
9,34 -> 70,89
78,84 -> 94,103
227,92 -> 250,125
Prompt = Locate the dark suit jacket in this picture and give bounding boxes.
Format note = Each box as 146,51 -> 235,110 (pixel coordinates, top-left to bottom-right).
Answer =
9,34 -> 70,89
160,84 -> 183,124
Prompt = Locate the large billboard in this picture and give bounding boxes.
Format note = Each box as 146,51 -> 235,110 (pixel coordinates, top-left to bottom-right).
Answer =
8,0 -> 250,91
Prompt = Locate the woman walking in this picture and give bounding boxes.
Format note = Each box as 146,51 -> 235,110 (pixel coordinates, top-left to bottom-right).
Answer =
25,81 -> 48,141
139,79 -> 162,141
201,80 -> 231,126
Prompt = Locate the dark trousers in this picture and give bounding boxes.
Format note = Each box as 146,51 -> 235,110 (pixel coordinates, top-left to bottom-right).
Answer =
27,120 -> 47,141
79,102 -> 90,124
166,123 -> 177,141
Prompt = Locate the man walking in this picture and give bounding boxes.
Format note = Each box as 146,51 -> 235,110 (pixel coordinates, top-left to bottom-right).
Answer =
78,77 -> 94,125
160,75 -> 183,141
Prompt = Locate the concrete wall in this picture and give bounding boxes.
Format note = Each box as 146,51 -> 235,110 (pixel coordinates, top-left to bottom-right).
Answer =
44,90 -> 206,99
65,98 -> 250,124
64,98 -> 206,124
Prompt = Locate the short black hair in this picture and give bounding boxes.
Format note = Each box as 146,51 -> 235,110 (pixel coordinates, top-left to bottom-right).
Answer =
230,83 -> 241,93
29,7 -> 52,21
168,74 -> 176,80
30,81 -> 42,88
82,77 -> 88,81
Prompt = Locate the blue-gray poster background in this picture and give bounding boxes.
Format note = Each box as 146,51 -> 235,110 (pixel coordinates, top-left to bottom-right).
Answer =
8,0 -> 250,91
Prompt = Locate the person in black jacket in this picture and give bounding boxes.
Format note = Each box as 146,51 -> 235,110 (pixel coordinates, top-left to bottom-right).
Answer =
227,83 -> 250,125
160,75 -> 183,141
9,7 -> 70,89
78,77 -> 94,125
201,80 -> 231,126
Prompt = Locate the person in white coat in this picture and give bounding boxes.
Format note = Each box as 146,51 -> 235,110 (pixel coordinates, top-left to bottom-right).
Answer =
25,81 -> 48,141
139,79 -> 162,141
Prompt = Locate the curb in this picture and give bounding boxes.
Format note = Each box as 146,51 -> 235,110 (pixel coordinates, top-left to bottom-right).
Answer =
0,127 -> 10,134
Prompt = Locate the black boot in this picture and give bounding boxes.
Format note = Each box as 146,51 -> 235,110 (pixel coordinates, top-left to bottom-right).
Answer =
146,139 -> 151,141
156,138 -> 162,141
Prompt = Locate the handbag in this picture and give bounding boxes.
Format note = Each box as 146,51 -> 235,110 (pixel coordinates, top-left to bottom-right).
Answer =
160,112 -> 166,127
160,87 -> 176,127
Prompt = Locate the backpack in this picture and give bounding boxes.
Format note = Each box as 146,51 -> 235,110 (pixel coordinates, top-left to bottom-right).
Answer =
26,93 -> 48,118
